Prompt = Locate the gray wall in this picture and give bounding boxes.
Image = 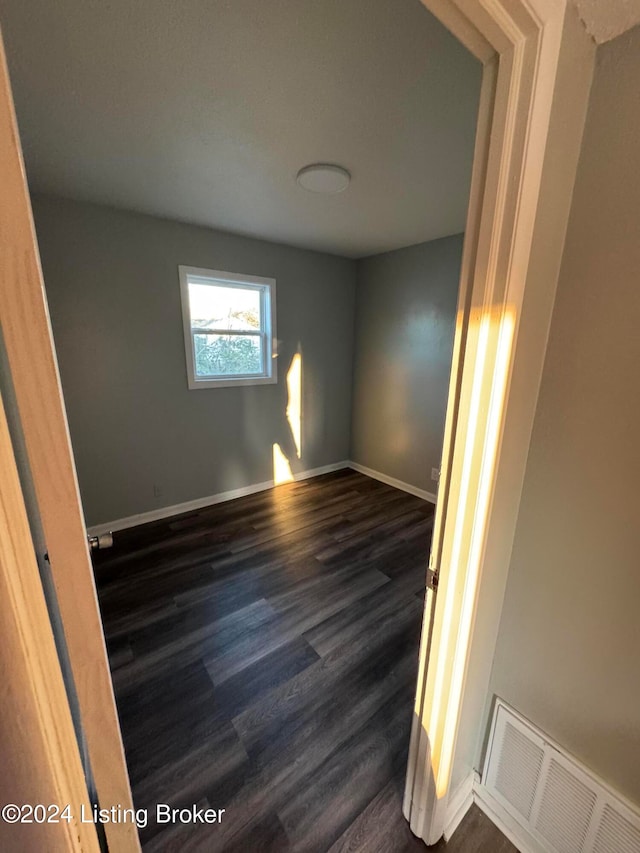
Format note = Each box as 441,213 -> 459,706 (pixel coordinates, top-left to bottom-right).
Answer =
350,235 -> 462,492
487,24 -> 640,806
34,195 -> 356,527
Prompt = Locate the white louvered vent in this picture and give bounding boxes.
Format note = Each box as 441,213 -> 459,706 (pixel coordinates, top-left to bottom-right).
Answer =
493,718 -> 544,820
534,758 -> 597,853
482,700 -> 640,853
592,804 -> 640,853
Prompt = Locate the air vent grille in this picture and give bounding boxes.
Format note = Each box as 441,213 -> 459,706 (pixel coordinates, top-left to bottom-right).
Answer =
535,758 -> 597,853
481,701 -> 640,853
592,804 -> 640,853
494,720 -> 544,820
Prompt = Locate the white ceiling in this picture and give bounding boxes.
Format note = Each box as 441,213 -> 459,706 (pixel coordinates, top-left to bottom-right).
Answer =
0,0 -> 481,258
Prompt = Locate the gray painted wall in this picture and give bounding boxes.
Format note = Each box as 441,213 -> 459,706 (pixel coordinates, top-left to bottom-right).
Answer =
487,25 -> 640,806
33,195 -> 356,527
350,235 -> 462,493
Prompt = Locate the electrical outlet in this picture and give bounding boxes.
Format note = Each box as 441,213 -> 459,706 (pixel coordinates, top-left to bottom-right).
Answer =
153,484 -> 163,498
431,468 -> 440,482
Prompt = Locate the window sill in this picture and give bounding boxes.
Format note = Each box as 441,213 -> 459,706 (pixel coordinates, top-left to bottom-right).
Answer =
187,374 -> 278,390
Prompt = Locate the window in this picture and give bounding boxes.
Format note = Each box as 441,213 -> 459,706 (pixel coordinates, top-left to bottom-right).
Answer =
179,266 -> 277,389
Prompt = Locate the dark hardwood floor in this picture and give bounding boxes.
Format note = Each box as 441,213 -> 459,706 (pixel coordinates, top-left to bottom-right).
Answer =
94,469 -> 516,852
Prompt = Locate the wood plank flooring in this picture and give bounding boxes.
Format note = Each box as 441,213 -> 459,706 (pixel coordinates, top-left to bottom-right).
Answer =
94,469 -> 516,852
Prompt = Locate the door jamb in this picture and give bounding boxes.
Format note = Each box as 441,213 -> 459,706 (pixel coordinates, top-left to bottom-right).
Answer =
0,27 -> 140,853
0,386 -> 99,852
404,0 -> 595,843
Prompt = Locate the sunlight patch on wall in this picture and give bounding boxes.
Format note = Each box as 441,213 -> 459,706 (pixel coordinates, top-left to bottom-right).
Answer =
273,442 -> 293,485
287,352 -> 302,459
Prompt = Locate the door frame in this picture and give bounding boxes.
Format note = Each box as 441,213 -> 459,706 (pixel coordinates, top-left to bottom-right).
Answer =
0,28 -> 140,853
404,0 -> 595,843
0,1 -> 595,851
0,386 -> 99,851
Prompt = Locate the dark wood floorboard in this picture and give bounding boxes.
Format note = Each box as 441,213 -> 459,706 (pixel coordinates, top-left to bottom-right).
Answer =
94,469 -> 516,852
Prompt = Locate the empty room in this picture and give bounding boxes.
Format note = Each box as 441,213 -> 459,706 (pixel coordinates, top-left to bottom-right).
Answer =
2,2 -> 640,853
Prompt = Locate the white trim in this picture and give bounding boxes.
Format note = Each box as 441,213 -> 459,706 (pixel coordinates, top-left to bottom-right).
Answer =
478,698 -> 640,853
440,769 -> 543,851
444,772 -> 475,841
178,265 -> 277,390
445,711 -> 640,853
347,461 -> 438,504
473,782 -> 544,853
472,759 -> 640,853
404,1 -> 596,844
86,461 -> 349,535
86,460 -> 438,535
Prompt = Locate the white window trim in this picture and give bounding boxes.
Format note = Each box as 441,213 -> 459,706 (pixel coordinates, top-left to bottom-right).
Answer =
179,265 -> 277,389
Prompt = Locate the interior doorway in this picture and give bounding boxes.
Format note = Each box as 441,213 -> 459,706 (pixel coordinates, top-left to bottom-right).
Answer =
0,0 -> 479,846
0,0 -> 596,848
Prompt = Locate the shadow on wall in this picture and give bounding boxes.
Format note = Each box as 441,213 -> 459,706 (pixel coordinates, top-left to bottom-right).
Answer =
273,348 -> 303,485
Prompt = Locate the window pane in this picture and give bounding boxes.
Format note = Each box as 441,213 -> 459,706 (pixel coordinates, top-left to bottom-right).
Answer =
193,333 -> 262,377
189,282 -> 261,331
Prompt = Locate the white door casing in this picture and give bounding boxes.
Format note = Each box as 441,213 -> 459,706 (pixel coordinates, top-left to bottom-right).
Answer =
404,0 -> 596,843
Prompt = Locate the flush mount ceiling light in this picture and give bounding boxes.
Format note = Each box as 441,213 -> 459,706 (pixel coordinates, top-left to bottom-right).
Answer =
296,163 -> 350,194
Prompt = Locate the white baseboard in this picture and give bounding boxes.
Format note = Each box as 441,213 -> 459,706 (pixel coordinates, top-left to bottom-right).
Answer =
441,772 -> 543,851
87,459 -> 438,536
347,461 -> 437,504
444,773 -> 475,841
86,460 -> 349,535
473,781 -> 545,853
